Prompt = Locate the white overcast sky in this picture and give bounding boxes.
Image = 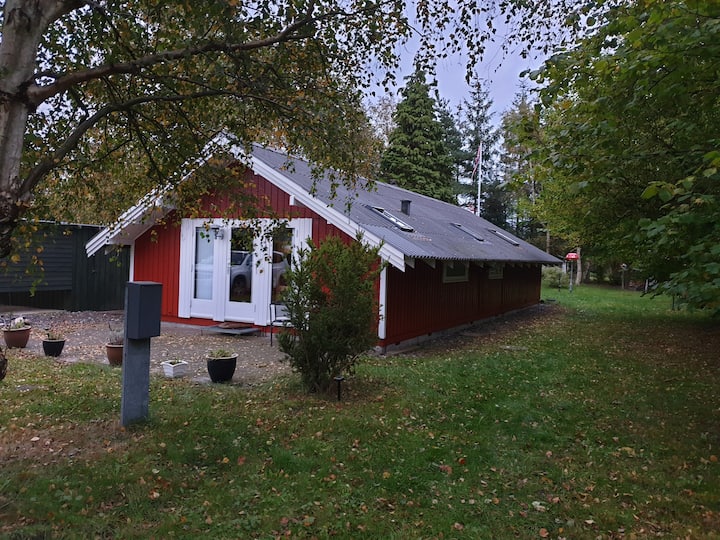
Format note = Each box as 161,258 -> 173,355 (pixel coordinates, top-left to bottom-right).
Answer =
383,36 -> 546,122
437,49 -> 542,115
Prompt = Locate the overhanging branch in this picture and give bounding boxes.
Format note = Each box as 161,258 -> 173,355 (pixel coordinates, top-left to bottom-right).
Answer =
20,90 -> 229,196
25,13 -> 318,108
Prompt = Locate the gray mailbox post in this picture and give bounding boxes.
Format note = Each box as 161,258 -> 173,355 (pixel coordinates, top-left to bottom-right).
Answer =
121,281 -> 162,426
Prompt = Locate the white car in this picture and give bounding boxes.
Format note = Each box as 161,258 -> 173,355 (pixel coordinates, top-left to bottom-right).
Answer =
230,251 -> 288,296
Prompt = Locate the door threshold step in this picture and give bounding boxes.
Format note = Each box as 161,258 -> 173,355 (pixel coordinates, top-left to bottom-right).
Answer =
203,324 -> 260,336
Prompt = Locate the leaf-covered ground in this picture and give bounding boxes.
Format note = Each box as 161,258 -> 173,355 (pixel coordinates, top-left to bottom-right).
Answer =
0,286 -> 718,538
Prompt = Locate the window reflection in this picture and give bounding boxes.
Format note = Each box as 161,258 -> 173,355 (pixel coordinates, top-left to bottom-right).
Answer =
272,225 -> 293,302
229,227 -> 254,303
194,228 -> 213,300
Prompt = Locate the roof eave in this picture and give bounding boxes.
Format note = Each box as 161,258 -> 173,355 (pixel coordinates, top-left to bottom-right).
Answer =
249,154 -> 407,270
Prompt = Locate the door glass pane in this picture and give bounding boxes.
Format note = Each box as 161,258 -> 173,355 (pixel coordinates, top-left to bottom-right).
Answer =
272,225 -> 293,302
229,227 -> 254,303
194,228 -> 214,300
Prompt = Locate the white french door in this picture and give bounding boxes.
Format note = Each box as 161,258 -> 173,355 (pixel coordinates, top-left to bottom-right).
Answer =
179,218 -> 310,324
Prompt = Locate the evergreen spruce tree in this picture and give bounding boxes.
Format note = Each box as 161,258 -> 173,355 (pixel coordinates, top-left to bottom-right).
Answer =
457,77 -> 507,227
380,68 -> 455,203
500,87 -> 546,244
437,99 -> 466,200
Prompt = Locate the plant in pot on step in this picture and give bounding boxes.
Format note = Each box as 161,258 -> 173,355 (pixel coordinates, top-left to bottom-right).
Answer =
106,325 -> 124,366
205,348 -> 237,383
2,316 -> 32,349
42,329 -> 66,357
161,357 -> 189,378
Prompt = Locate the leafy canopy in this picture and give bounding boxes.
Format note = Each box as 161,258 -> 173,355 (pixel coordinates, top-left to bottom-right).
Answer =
531,0 -> 720,310
1,0 -> 595,257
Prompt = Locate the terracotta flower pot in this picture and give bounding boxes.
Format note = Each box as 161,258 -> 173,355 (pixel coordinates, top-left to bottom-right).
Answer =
3,327 -> 31,349
106,343 -> 124,366
42,339 -> 66,357
206,354 -> 237,383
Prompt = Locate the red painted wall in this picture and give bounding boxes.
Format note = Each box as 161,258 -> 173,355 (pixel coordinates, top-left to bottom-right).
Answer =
133,217 -> 182,318
131,169 -> 352,319
132,166 -> 544,343
382,262 -> 542,346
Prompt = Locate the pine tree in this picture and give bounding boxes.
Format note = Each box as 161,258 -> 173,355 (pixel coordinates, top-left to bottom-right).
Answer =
380,68 -> 455,203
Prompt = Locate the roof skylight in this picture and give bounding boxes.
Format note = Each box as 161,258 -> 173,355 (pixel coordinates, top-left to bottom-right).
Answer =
369,206 -> 414,232
488,229 -> 520,246
451,223 -> 484,242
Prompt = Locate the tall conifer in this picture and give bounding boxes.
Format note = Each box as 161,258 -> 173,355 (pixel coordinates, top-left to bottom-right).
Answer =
380,68 -> 455,203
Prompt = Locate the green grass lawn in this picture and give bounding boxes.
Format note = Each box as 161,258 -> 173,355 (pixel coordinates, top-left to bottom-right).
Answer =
1,285 -> 719,539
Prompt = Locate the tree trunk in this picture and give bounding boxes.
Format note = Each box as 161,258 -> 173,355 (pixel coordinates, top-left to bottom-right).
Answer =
545,228 -> 550,253
0,0 -> 74,257
575,246 -> 583,286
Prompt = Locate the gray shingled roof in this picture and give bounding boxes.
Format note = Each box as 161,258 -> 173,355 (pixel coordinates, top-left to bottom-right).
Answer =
253,145 -> 560,266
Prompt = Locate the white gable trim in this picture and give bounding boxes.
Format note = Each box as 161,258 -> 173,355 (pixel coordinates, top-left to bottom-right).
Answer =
249,155 -> 406,270
86,139 -> 406,270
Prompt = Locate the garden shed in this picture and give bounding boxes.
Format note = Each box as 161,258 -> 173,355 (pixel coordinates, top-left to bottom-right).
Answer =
2,222 -> 129,311
87,136 -> 559,349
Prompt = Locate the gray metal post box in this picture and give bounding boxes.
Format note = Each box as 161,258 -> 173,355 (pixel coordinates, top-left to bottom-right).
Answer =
125,281 -> 162,339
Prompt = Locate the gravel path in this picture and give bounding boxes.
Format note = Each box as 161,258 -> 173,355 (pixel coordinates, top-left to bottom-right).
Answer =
3,309 -> 290,386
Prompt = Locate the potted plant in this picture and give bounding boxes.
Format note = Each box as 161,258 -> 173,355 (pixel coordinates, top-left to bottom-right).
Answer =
161,358 -> 189,378
106,326 -> 124,366
42,329 -> 66,357
2,316 -> 32,349
205,348 -> 237,383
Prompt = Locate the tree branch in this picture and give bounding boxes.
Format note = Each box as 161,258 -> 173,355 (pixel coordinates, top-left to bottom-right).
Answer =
25,13 -> 316,107
20,89 -> 229,196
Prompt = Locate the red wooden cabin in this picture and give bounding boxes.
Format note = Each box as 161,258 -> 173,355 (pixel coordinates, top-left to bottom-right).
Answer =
87,138 -> 559,350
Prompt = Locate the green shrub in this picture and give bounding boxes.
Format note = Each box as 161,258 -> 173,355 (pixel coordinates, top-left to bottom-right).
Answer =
278,234 -> 384,393
542,265 -> 570,289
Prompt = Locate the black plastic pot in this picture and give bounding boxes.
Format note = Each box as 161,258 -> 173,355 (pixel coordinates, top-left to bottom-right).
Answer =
206,354 -> 237,383
42,339 -> 66,357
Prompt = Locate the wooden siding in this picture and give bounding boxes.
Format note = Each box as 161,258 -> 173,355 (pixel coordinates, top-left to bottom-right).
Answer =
382,262 -> 542,346
131,170 -> 347,319
199,170 -> 317,220
0,224 -> 129,311
133,218 -> 183,318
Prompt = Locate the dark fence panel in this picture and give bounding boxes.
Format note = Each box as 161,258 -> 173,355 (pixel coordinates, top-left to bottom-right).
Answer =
0,223 -> 129,311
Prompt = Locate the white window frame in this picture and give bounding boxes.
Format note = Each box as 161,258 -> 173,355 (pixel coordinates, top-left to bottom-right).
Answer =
488,263 -> 504,280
